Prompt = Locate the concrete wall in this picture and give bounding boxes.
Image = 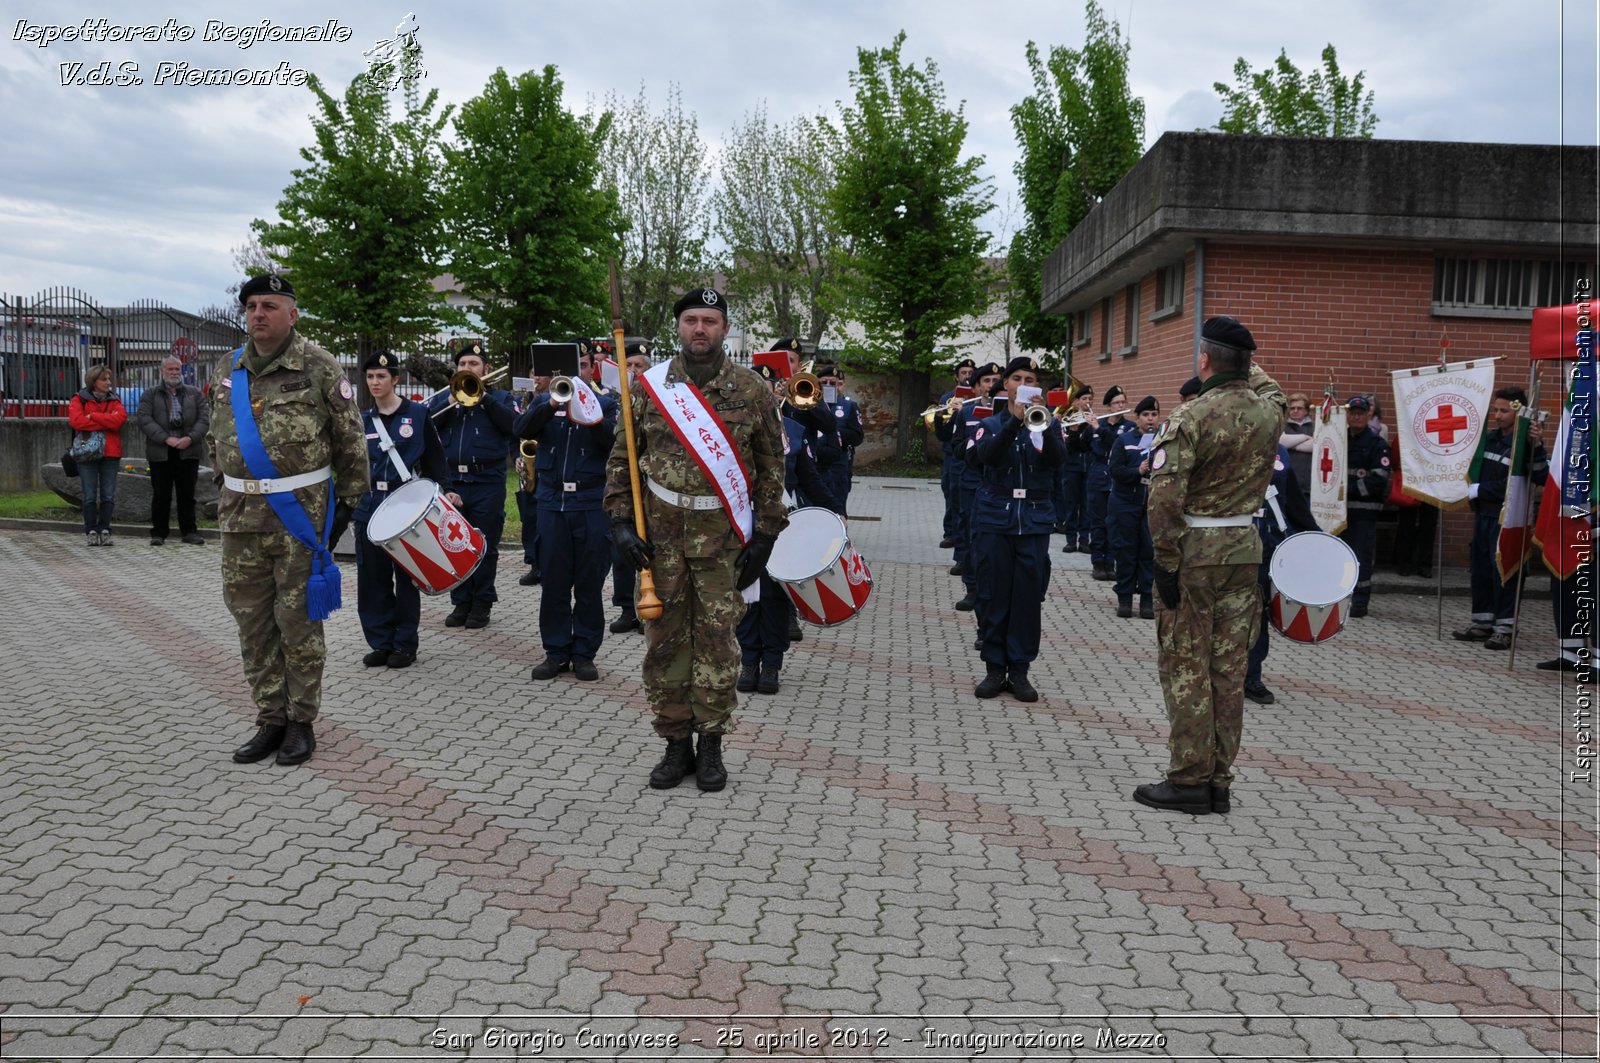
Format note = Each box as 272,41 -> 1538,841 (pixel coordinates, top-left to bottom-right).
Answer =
0,419 -> 147,491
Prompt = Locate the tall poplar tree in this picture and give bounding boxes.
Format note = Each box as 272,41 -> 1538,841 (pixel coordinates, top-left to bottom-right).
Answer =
1213,44 -> 1379,137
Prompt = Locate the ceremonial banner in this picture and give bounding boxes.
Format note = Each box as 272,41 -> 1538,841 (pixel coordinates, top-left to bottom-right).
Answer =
1308,402 -> 1348,536
1535,352 -> 1600,579
1389,359 -> 1497,509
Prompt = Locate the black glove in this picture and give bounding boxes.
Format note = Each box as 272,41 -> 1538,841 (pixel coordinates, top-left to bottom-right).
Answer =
1154,566 -> 1180,610
612,519 -> 656,569
736,530 -> 778,591
329,499 -> 353,548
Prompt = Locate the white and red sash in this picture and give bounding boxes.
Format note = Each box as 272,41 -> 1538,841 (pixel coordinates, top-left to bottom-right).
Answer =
638,362 -> 754,544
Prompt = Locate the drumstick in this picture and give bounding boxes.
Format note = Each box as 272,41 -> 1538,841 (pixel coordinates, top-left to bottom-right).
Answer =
611,258 -> 663,621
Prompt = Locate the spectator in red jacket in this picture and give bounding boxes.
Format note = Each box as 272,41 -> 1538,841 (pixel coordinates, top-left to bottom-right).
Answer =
68,364 -> 128,546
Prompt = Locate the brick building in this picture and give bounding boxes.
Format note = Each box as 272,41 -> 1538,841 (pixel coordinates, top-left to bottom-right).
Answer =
1040,132 -> 1598,563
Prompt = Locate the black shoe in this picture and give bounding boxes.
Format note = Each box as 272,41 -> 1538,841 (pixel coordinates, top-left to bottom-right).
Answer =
275,721 -> 315,766
695,733 -> 727,791
1243,679 -> 1275,705
530,656 -> 570,680
1092,564 -> 1115,581
464,604 -> 491,629
1132,779 -> 1212,815
1483,634 -> 1512,651
149,536 -> 165,546
1349,603 -> 1368,619
362,649 -> 391,667
1537,657 -> 1579,672
1008,671 -> 1038,702
518,566 -> 541,586
949,562 -> 965,576
1062,541 -> 1076,554
181,532 -> 206,546
757,664 -> 780,695
444,603 -> 470,627
736,663 -> 758,692
1212,786 -> 1231,814
231,724 -> 286,764
955,593 -> 977,611
787,618 -> 803,642
975,667 -> 1007,699
1452,625 -> 1492,642
939,537 -> 954,549
572,658 -> 599,681
974,636 -> 982,650
1079,543 -> 1095,554
648,737 -> 696,789
609,610 -> 641,633
1138,599 -> 1154,620
1396,563 -> 1413,577
1116,599 -> 1133,619
387,651 -> 416,669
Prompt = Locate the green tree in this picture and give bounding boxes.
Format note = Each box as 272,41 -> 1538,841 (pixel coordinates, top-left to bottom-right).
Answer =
252,48 -> 454,359
443,66 -> 622,354
825,31 -> 993,461
601,84 -> 715,348
715,106 -> 849,349
1008,4 -> 1145,366
1213,44 -> 1378,137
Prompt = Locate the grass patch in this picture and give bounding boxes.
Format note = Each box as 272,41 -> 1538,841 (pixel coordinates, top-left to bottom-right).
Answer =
857,460 -> 942,480
0,489 -> 83,521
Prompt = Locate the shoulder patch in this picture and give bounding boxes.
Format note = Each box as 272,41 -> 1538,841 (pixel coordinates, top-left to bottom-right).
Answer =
1380,454 -> 1390,467
1151,448 -> 1167,471
974,426 -> 985,441
338,378 -> 355,401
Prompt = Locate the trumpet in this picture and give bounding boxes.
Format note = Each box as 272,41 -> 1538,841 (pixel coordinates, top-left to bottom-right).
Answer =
549,375 -> 576,404
432,366 -> 509,418
789,371 -> 822,410
1023,403 -> 1054,432
918,395 -> 964,426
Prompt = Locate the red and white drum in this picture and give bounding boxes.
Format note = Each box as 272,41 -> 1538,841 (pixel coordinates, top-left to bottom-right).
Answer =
366,478 -> 486,596
1268,530 -> 1360,644
765,507 -> 873,627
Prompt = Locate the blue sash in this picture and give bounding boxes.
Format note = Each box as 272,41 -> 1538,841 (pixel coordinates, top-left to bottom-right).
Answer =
230,348 -> 342,621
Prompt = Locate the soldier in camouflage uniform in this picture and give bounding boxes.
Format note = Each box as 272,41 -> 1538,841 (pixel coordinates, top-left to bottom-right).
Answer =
1134,317 -> 1285,816
210,275 -> 369,767
605,288 -> 788,793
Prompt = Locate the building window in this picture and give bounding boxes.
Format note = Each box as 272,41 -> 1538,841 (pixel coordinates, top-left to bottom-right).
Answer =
1120,283 -> 1140,355
1098,297 -> 1114,361
1433,257 -> 1596,318
1152,261 -> 1184,321
1073,307 -> 1091,349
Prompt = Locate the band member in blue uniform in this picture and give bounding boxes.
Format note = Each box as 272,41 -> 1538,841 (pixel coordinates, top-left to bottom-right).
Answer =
936,362 -> 1003,611
817,365 -> 864,513
1245,445 -> 1316,704
969,356 -> 1065,702
1086,385 -> 1129,580
1056,384 -> 1093,553
1108,395 -> 1160,619
427,341 -> 519,629
354,350 -> 449,669
516,341 -> 619,682
938,359 -> 975,548
1340,395 -> 1390,618
610,342 -> 654,634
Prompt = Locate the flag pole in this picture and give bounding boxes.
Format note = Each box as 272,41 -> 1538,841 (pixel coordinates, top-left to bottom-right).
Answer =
1434,330 -> 1448,639
1506,363 -> 1545,670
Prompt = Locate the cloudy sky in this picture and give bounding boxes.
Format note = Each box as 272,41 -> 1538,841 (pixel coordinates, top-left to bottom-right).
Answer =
2,0 -> 1595,314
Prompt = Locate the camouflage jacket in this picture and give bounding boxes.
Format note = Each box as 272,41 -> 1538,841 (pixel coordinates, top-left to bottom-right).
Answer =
604,354 -> 788,558
1146,363 -> 1286,570
207,331 -> 370,533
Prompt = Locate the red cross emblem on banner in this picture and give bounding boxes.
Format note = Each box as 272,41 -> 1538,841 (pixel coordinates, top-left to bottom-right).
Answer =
1424,404 -> 1469,445
1319,445 -> 1336,485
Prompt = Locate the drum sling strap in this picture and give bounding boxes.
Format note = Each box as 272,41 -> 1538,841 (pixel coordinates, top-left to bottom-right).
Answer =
230,349 -> 342,622
371,414 -> 413,483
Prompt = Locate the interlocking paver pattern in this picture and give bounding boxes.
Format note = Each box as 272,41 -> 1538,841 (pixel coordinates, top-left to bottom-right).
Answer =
2,476 -> 1594,1059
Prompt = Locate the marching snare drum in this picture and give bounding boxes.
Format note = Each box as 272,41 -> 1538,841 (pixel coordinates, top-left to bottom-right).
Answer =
1267,530 -> 1359,644
366,478 -> 486,596
765,507 -> 873,627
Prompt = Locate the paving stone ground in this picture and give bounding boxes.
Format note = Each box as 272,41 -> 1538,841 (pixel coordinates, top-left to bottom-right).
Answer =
2,476 -> 1595,1061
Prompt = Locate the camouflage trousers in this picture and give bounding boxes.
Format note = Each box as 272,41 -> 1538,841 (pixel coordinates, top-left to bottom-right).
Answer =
641,547 -> 743,739
221,529 -> 326,726
1156,563 -> 1261,786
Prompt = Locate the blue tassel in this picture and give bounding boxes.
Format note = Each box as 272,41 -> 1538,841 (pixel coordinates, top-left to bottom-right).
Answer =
306,551 -> 342,622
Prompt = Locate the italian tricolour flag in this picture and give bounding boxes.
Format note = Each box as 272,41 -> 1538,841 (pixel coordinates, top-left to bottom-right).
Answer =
1489,413 -> 1537,583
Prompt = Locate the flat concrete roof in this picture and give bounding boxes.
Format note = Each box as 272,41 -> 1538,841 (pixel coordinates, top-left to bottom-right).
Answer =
1041,132 -> 1599,315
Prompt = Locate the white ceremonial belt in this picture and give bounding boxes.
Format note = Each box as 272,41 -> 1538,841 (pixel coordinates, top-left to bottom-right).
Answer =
646,476 -> 723,511
1182,512 -> 1255,528
223,465 -> 332,496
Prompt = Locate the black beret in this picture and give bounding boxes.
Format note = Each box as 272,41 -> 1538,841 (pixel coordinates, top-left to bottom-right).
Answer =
673,287 -> 728,319
1103,385 -> 1126,404
568,337 -> 594,358
1178,376 -> 1202,398
238,274 -> 294,304
769,337 -> 802,353
1201,315 -> 1257,351
815,365 -> 841,379
627,342 -> 651,358
362,350 -> 401,374
752,363 -> 780,384
1003,355 -> 1039,377
955,358 -> 976,370
1135,395 -> 1160,415
452,340 -> 487,365
973,362 -> 1003,379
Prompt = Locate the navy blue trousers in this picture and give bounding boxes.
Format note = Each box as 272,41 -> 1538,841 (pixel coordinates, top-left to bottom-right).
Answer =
1058,463 -> 1088,544
449,480 -> 506,608
355,521 -> 421,655
956,484 -> 979,589
1468,511 -> 1523,633
973,531 -> 1051,669
941,457 -> 961,539
1086,476 -> 1110,564
1109,500 -> 1153,601
737,575 -> 790,668
1340,517 -> 1377,608
536,506 -> 609,661
516,488 -> 539,568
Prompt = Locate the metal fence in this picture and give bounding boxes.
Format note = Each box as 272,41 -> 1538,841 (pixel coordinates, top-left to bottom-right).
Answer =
0,287 -> 247,417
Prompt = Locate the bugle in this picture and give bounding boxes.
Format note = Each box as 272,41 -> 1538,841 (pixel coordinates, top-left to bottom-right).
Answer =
1023,404 -> 1053,432
432,366 -> 509,418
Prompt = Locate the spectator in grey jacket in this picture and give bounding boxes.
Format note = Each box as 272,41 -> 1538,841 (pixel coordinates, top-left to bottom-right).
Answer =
134,355 -> 210,546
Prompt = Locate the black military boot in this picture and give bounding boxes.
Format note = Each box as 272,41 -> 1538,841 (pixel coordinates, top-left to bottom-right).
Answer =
648,737 -> 696,789
231,724 -> 286,764
787,616 -> 803,642
736,663 -> 758,692
530,656 -> 569,681
955,592 -> 977,611
1211,786 -> 1232,814
362,649 -> 391,667
1132,779 -> 1212,815
1116,597 -> 1133,618
275,721 -> 315,766
975,666 -> 1007,699
464,603 -> 492,629
1007,668 -> 1038,703
757,664 -> 780,695
1138,598 -> 1154,620
518,565 -> 541,586
695,733 -> 727,792
1092,563 -> 1115,581
444,602 -> 470,627
609,607 -> 641,633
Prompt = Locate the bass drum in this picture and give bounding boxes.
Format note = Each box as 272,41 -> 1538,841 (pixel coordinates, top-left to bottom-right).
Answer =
1268,531 -> 1359,644
366,478 -> 486,596
765,507 -> 873,626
